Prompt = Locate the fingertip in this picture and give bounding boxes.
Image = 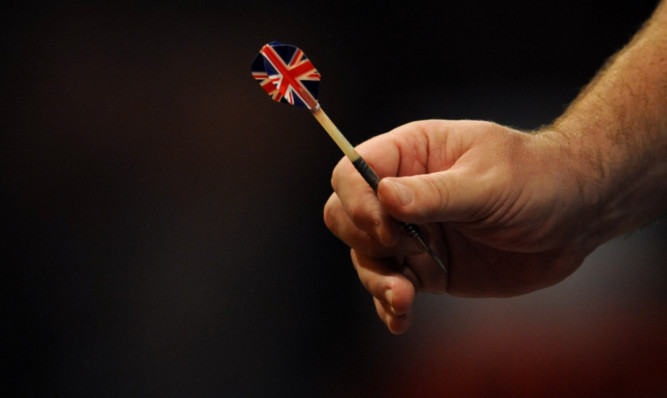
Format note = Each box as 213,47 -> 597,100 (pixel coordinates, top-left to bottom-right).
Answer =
383,277 -> 416,334
374,297 -> 412,335
377,178 -> 413,209
383,178 -> 415,205
377,177 -> 425,224
385,280 -> 416,316
388,315 -> 412,335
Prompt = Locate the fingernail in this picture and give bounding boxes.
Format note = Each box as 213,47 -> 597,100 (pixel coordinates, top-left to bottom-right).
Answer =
386,290 -> 397,315
388,180 -> 413,206
372,219 -> 384,245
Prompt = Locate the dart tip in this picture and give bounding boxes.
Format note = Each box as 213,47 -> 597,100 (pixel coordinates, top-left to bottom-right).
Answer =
427,248 -> 448,274
413,232 -> 448,273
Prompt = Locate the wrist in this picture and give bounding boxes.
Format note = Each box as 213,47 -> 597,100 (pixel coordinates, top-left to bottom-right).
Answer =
538,122 -> 667,248
530,128 -> 608,253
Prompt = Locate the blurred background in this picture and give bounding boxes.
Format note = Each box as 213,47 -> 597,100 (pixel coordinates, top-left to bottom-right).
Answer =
2,0 -> 665,396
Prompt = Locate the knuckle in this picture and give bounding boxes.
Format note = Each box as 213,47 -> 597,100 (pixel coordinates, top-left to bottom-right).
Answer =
414,174 -> 449,221
347,201 -> 378,230
322,197 -> 338,232
431,174 -> 449,216
330,157 -> 350,191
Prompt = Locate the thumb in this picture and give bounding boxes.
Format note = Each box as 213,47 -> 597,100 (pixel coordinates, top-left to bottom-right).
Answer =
377,171 -> 486,224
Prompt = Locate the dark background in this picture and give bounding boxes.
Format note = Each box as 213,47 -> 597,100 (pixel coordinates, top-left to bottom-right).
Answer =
2,1 -> 666,396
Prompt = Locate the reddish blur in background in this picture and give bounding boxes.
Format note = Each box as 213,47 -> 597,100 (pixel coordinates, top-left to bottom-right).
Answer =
2,1 -> 665,396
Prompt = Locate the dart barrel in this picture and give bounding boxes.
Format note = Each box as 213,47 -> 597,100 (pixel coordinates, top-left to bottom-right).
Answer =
351,157 -> 381,192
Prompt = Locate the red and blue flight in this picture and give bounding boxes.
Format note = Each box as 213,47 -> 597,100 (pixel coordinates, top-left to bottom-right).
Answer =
251,42 -> 321,110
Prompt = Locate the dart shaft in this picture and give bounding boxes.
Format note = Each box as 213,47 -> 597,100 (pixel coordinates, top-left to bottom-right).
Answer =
311,106 -> 378,189
311,105 -> 447,273
311,105 -> 359,161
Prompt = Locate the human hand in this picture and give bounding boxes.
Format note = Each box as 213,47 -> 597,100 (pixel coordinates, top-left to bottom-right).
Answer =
324,120 -> 598,333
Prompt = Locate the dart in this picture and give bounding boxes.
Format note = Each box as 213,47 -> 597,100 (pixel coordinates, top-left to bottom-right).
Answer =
251,42 -> 447,273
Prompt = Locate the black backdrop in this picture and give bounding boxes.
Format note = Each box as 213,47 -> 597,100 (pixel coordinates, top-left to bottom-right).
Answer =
3,1 -> 666,396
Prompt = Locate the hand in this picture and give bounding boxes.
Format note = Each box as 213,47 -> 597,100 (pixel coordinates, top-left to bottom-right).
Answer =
326,0 -> 667,334
324,120 -> 597,333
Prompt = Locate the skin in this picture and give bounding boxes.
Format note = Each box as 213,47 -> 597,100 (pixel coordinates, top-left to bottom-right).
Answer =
323,1 -> 667,334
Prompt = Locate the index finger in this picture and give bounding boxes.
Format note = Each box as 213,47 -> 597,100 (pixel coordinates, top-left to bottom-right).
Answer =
330,154 -> 401,247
